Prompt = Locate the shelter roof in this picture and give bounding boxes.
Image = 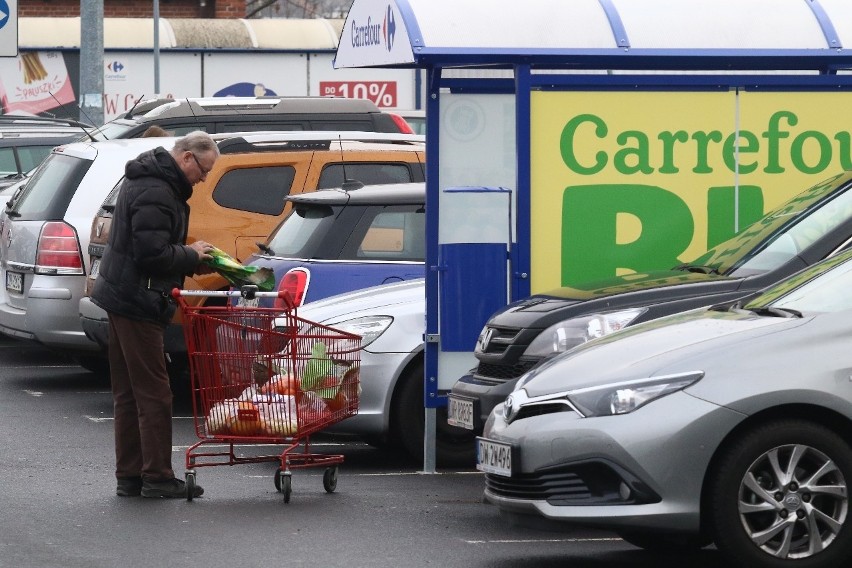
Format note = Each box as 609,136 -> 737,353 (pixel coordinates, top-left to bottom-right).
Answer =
334,0 -> 852,71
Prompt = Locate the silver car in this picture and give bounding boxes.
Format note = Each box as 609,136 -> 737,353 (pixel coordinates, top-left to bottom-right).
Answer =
0,138 -> 166,370
481,248 -> 852,568
281,278 -> 473,465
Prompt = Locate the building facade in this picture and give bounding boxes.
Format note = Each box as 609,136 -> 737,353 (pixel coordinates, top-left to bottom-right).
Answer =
18,0 -> 247,19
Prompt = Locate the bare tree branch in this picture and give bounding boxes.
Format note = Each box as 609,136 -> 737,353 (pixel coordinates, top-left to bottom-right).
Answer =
245,0 -> 280,19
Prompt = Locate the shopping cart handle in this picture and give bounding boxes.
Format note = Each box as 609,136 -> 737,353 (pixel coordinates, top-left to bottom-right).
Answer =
170,287 -> 298,309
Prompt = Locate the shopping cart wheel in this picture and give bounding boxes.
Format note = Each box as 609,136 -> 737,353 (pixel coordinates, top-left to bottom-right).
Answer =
185,471 -> 197,502
323,466 -> 338,493
275,468 -> 292,503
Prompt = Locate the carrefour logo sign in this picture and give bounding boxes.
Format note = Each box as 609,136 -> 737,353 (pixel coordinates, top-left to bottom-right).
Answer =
351,5 -> 395,52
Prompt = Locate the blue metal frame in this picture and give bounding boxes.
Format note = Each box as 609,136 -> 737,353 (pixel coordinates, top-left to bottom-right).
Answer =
386,0 -> 852,414
806,0 -> 843,49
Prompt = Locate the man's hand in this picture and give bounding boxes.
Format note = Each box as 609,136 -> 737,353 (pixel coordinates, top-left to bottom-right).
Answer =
189,240 -> 215,274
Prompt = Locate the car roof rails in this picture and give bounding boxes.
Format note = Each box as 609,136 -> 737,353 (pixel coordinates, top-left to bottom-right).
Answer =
215,131 -> 424,155
0,115 -> 94,129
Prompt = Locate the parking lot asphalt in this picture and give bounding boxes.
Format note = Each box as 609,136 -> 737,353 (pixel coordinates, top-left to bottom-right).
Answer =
0,335 -> 728,568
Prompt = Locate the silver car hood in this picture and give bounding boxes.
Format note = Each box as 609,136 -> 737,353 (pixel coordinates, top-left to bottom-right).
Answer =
520,308 -> 811,398
289,278 -> 425,325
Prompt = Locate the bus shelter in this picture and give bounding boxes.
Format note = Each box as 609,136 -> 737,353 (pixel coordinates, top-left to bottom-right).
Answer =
334,0 -> 852,470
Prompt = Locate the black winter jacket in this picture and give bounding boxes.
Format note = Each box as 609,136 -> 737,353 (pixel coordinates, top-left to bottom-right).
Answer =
91,147 -> 200,325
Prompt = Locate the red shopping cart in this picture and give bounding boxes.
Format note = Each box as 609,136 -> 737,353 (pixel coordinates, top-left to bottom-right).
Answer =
173,287 -> 361,502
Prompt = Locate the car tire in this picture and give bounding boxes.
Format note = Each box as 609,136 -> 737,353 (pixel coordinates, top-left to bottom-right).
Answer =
393,360 -> 477,467
709,420 -> 852,568
617,530 -> 709,553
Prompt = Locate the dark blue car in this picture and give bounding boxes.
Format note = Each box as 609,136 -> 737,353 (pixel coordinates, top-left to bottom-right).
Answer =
242,183 -> 425,308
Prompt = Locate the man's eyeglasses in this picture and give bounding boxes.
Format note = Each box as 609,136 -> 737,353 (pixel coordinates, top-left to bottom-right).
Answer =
190,152 -> 209,177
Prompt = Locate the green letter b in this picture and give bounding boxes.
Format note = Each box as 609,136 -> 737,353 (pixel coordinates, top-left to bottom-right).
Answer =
562,184 -> 693,286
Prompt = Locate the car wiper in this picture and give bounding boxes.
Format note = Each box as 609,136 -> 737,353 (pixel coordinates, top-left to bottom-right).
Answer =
672,263 -> 720,275
256,242 -> 275,256
747,306 -> 803,318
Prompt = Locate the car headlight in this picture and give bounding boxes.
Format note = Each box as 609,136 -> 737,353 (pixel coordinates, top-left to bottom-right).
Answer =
567,372 -> 704,417
522,308 -> 647,358
320,316 -> 393,349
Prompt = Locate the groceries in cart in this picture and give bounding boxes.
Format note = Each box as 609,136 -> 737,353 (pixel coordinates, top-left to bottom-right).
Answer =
203,340 -> 359,438
202,246 -> 276,291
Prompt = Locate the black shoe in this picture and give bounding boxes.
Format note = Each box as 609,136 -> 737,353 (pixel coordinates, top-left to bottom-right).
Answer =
141,477 -> 204,499
116,476 -> 143,497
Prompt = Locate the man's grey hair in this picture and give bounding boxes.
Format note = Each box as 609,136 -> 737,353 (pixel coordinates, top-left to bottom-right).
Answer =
172,130 -> 220,158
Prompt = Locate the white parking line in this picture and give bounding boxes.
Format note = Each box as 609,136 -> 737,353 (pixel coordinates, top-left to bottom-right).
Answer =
464,537 -> 623,544
23,389 -> 44,397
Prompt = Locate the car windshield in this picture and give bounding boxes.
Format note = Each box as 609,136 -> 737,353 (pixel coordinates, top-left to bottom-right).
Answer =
687,173 -> 852,276
744,249 -> 852,313
79,121 -> 134,142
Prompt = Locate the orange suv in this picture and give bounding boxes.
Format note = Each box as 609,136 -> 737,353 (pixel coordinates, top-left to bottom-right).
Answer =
79,131 -> 425,375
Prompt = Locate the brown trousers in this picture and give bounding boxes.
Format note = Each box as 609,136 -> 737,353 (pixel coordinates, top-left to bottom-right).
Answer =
108,313 -> 174,482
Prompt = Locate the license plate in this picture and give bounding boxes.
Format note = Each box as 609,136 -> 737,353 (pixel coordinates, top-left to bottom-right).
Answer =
476,437 -> 513,477
447,394 -> 475,429
89,258 -> 100,280
5,271 -> 22,293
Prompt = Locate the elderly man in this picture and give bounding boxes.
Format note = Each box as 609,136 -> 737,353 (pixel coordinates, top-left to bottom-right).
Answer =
92,131 -> 219,499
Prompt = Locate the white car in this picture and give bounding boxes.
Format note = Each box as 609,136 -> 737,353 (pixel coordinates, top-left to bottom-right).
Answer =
0,137 -> 168,371
283,278 -> 475,465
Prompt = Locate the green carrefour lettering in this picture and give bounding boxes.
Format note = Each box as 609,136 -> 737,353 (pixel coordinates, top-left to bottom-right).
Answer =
837,132 -> 852,170
658,130 -> 689,173
558,108 -> 852,176
691,130 -> 723,173
614,131 -> 654,174
561,184 -> 693,285
560,114 -> 607,174
762,110 -> 796,174
790,130 -> 832,174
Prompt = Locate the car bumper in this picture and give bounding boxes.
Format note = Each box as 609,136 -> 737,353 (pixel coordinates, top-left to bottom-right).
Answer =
451,372 -> 518,431
481,391 -> 745,533
0,279 -> 100,352
80,297 -> 187,355
79,296 -> 110,349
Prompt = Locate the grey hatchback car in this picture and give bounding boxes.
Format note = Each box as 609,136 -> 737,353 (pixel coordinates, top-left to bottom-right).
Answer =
480,248 -> 852,568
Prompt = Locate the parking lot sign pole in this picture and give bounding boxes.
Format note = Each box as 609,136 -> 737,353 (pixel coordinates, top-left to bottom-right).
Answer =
80,0 -> 104,126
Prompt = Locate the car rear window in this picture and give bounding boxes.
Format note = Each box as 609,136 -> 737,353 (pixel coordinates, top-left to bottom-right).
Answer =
266,204 -> 336,257
10,153 -> 92,219
317,163 -> 418,189
341,205 -> 425,261
212,166 -> 296,215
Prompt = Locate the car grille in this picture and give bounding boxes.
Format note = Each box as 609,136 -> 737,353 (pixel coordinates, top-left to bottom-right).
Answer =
485,462 -> 660,505
486,469 -> 593,502
476,360 -> 537,382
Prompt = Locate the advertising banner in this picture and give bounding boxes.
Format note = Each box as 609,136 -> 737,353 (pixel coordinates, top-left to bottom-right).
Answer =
530,90 -> 852,293
0,51 -> 74,114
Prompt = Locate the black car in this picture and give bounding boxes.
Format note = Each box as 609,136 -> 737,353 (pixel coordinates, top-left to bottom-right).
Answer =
0,115 -> 92,190
86,96 -> 413,141
448,170 -> 852,431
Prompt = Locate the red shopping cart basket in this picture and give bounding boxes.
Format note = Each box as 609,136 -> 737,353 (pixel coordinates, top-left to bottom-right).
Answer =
173,288 -> 361,502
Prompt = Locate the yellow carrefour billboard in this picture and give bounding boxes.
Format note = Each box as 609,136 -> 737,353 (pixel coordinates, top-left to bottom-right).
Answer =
530,90 -> 852,293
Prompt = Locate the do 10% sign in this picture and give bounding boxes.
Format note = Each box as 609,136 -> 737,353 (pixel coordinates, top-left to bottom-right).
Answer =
319,81 -> 397,108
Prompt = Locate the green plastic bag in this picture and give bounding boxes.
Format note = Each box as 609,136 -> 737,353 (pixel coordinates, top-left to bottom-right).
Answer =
202,246 -> 275,292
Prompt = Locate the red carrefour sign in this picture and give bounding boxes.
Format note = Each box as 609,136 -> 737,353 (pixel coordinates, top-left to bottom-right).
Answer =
319,81 -> 397,108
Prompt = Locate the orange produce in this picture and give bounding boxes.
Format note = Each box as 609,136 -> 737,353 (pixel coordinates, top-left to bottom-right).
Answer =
230,401 -> 262,436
